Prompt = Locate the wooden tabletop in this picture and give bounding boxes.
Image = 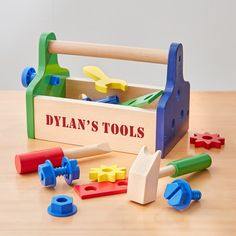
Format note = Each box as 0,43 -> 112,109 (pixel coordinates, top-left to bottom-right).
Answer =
0,91 -> 235,236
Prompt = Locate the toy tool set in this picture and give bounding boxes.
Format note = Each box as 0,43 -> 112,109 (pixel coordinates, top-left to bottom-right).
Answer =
17,32 -> 225,217
21,32 -> 190,158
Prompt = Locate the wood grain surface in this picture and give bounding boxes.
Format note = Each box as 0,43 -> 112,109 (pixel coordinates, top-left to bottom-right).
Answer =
0,91 -> 235,236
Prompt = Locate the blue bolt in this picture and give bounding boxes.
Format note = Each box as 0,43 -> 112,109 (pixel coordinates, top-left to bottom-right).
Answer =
164,179 -> 202,211
21,67 -> 36,87
49,75 -> 60,86
38,157 -> 80,188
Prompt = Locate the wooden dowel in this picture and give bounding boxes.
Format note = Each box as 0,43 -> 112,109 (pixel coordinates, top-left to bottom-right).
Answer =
48,40 -> 168,64
159,165 -> 176,178
63,142 -> 111,159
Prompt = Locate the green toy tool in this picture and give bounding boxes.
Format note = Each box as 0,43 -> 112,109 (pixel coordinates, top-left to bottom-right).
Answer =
121,90 -> 163,107
159,153 -> 212,178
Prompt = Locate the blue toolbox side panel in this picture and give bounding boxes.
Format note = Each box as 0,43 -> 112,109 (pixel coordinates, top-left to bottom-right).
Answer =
156,43 -> 190,157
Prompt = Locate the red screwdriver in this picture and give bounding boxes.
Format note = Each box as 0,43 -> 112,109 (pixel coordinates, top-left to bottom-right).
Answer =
15,142 -> 111,174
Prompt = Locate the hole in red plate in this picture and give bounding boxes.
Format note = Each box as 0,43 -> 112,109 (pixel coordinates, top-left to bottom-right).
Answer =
202,135 -> 213,140
84,186 -> 97,191
117,181 -> 127,186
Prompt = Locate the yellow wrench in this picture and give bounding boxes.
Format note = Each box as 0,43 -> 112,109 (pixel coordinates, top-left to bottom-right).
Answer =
83,66 -> 128,93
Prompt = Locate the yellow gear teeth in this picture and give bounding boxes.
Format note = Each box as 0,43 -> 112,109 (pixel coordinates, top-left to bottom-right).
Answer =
89,165 -> 127,182
83,66 -> 128,93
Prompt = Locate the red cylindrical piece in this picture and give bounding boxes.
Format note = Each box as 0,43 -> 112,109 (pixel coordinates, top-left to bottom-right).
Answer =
15,147 -> 64,174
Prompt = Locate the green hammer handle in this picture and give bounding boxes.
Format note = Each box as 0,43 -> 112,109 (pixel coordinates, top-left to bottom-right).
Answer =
167,154 -> 212,178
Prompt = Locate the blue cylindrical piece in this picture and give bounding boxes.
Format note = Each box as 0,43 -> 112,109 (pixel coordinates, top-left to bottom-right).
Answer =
49,75 -> 60,86
164,179 -> 202,211
21,67 -> 36,88
192,190 -> 202,201
54,167 -> 68,176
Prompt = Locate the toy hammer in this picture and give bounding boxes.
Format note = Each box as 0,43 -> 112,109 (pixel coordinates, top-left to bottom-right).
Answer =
127,146 -> 212,205
15,142 -> 111,174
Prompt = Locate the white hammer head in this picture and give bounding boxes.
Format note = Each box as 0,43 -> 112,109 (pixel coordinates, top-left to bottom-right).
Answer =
127,146 -> 162,205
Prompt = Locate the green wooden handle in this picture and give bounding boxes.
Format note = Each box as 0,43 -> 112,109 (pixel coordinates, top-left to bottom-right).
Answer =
168,154 -> 212,178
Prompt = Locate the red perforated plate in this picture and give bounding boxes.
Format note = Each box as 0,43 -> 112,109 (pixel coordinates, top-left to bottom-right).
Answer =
74,179 -> 128,199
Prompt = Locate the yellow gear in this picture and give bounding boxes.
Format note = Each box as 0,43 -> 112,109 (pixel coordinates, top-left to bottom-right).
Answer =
89,165 -> 126,182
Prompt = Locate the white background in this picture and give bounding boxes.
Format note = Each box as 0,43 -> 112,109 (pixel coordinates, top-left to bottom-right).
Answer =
0,0 -> 235,90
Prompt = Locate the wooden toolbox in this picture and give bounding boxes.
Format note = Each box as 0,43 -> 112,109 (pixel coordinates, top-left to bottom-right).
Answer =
23,32 -> 190,157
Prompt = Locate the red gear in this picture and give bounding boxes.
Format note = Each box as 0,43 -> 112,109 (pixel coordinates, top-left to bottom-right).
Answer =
190,132 -> 225,149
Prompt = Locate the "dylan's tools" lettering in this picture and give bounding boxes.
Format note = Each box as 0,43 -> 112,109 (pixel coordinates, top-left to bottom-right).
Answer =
46,114 -> 144,138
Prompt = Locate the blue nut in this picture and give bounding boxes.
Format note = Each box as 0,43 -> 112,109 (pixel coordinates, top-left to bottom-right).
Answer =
61,157 -> 80,185
38,160 -> 56,187
38,157 -> 80,188
48,195 -> 77,217
164,179 -> 202,211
